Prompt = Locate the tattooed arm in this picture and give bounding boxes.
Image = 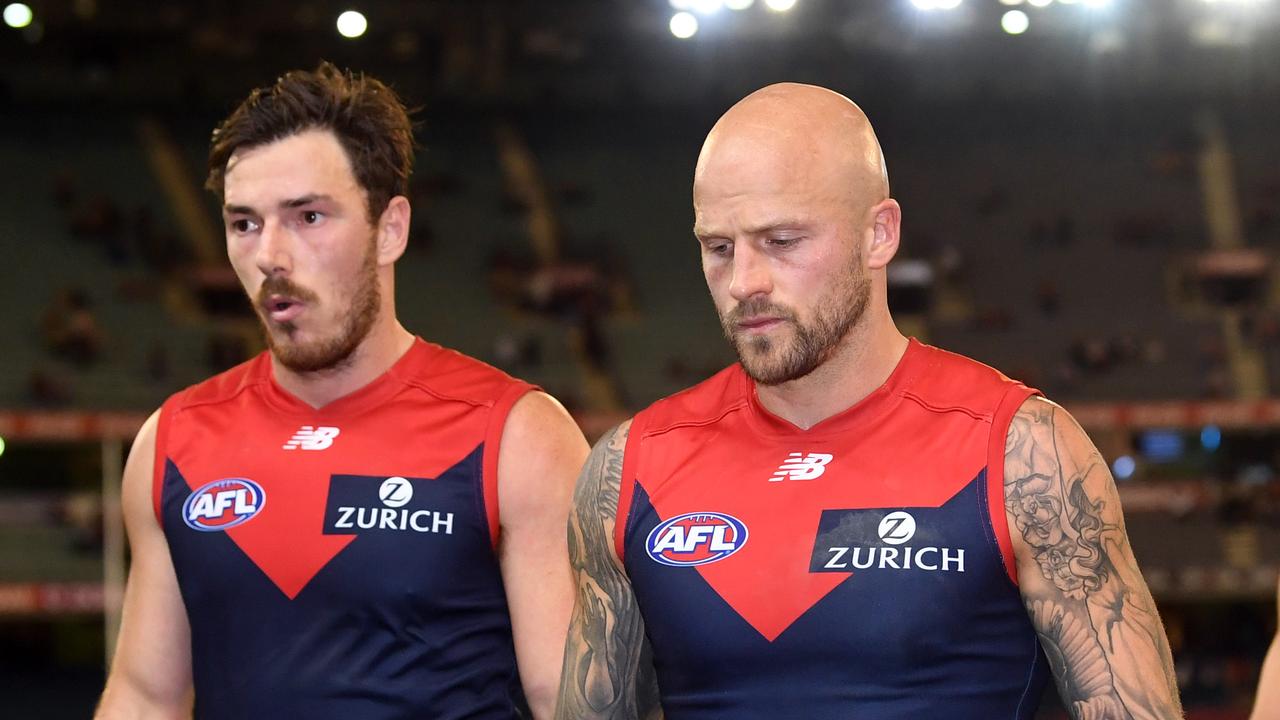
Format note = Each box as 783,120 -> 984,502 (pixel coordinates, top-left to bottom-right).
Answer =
1004,396 -> 1183,720
555,421 -> 663,720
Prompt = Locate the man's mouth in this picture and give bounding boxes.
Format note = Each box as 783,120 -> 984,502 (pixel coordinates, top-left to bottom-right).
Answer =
263,294 -> 305,324
737,316 -> 784,332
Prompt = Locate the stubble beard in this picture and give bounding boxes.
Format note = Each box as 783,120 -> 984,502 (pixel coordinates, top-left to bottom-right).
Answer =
721,267 -> 871,386
256,237 -> 381,374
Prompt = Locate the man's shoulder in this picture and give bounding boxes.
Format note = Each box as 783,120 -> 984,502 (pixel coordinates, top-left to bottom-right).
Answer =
396,339 -> 536,409
632,363 -> 746,436
164,351 -> 271,415
908,341 -> 1036,415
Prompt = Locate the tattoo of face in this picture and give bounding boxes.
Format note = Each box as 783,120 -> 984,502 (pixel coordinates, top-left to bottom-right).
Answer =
1006,399 -> 1183,719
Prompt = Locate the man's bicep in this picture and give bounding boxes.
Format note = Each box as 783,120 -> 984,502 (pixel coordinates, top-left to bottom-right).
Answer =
496,391 -> 589,717
1004,397 -> 1182,720
557,421 -> 659,720
97,410 -> 193,718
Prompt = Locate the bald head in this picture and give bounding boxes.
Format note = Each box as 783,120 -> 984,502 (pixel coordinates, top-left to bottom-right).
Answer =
694,83 -> 889,218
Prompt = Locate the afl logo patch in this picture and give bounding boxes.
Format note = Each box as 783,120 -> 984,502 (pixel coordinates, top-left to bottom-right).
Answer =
182,478 -> 266,532
645,512 -> 748,567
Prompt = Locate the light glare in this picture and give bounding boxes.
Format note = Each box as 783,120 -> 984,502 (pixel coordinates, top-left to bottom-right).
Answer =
3,3 -> 33,28
1028,0 -> 1052,7
336,10 -> 368,38
670,11 -> 699,38
691,0 -> 724,14
937,0 -> 963,7
725,0 -> 755,8
1112,455 -> 1136,480
1002,9 -> 1030,33
765,0 -> 797,12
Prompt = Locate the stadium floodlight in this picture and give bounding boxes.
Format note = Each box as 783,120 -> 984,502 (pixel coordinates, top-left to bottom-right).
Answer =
3,3 -> 33,28
691,0 -> 724,15
765,0 -> 798,12
670,11 -> 699,38
336,10 -> 368,38
1002,9 -> 1030,32
725,0 -> 755,9
1028,0 -> 1052,7
998,0 -> 1025,4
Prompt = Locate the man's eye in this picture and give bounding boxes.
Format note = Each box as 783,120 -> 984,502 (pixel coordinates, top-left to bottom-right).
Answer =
768,236 -> 798,247
231,218 -> 258,233
301,210 -> 323,225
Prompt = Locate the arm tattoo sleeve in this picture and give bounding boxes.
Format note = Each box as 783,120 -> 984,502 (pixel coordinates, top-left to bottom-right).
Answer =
556,423 -> 662,720
1005,400 -> 1183,720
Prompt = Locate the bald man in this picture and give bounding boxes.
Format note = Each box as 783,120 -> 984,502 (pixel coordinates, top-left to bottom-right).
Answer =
555,84 -> 1183,719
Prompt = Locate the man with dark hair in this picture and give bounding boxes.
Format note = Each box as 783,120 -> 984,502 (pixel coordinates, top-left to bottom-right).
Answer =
556,83 -> 1182,719
97,62 -> 587,719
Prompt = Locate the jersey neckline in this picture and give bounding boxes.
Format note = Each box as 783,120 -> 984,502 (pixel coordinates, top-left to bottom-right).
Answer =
254,337 -> 435,418
738,337 -> 927,439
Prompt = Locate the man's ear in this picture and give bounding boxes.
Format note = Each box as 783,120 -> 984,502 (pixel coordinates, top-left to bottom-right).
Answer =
865,198 -> 901,270
376,195 -> 411,265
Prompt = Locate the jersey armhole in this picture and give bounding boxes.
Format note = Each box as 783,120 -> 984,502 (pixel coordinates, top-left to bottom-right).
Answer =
152,401 -> 176,528
612,418 -> 643,564
482,382 -> 537,551
986,384 -> 1040,586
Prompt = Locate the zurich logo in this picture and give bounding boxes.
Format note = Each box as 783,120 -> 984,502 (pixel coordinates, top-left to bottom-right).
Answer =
182,478 -> 266,532
645,512 -> 748,567
877,511 -> 916,545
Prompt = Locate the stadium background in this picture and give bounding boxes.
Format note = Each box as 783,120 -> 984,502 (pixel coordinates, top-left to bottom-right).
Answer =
1,0 -> 1277,716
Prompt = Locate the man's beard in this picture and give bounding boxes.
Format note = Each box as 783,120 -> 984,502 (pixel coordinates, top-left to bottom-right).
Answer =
255,239 -> 381,374
720,267 -> 870,386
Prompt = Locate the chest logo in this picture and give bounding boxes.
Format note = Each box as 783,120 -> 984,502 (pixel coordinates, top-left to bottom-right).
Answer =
283,425 -> 341,450
379,476 -> 413,507
646,512 -> 748,567
183,478 -> 266,532
769,452 -> 833,482
325,475 -> 455,535
878,511 -> 916,545
814,508 -> 966,574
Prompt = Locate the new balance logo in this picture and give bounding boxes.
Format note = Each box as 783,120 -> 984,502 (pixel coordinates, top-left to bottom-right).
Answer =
283,426 -> 341,451
769,452 -> 833,482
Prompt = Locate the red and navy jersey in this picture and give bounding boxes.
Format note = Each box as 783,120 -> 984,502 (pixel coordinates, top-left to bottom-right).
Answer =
154,338 -> 535,719
617,339 -> 1050,719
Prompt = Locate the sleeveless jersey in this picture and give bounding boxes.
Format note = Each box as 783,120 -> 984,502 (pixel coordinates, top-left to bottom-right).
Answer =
617,339 -> 1050,719
154,338 -> 534,719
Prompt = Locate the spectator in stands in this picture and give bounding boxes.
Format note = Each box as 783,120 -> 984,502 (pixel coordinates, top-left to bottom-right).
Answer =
43,288 -> 104,367
70,193 -> 126,262
27,368 -> 70,406
1036,279 -> 1060,317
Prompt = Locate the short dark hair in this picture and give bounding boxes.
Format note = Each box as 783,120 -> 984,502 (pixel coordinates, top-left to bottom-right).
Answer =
206,61 -> 415,222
